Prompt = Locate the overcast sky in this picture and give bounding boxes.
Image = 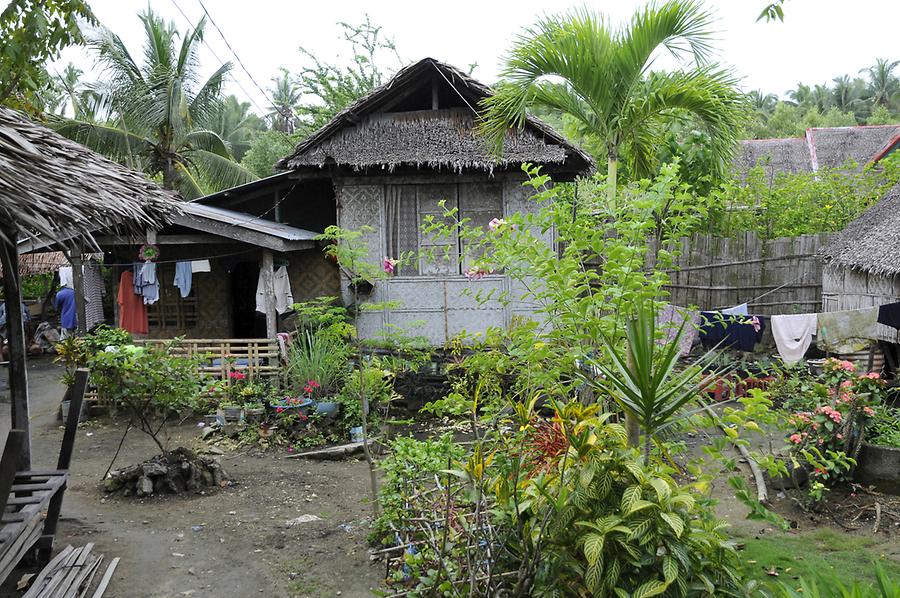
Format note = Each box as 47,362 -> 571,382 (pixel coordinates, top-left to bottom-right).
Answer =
50,0 -> 899,114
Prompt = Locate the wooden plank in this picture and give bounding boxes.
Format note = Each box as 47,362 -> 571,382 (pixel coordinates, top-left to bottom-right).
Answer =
0,236 -> 32,471
261,250 -> 277,339
31,545 -> 83,598
0,512 -> 42,581
0,431 -> 25,514
22,544 -> 74,598
89,557 -> 119,598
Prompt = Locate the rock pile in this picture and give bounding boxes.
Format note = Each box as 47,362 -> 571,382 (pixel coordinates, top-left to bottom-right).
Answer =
104,447 -> 227,498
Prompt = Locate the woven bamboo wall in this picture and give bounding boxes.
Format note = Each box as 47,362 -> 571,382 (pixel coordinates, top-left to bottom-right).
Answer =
287,248 -> 340,302
662,232 -> 831,315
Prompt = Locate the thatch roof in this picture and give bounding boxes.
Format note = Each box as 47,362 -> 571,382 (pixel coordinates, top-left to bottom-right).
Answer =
277,58 -> 593,175
733,137 -> 812,179
734,125 -> 900,180
808,125 -> 900,170
0,107 -> 180,248
820,182 -> 900,276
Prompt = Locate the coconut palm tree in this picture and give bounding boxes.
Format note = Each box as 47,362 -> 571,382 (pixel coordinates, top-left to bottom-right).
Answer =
479,1 -> 747,199
786,83 -> 811,108
831,75 -> 866,115
268,69 -> 301,134
212,95 -> 265,161
51,9 -> 256,199
861,58 -> 899,109
749,89 -> 778,117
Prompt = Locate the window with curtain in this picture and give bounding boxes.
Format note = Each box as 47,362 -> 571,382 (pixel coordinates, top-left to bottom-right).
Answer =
385,182 -> 502,277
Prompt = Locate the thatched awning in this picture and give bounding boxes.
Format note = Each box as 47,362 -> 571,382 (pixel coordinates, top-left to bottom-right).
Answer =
0,107 -> 180,248
820,183 -> 900,276
277,58 -> 593,175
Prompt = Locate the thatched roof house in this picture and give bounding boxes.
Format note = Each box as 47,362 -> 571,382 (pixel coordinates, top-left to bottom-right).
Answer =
821,183 -> 900,277
0,107 -> 179,247
183,57 -> 593,344
277,58 -> 592,177
820,183 -> 900,345
735,124 -> 900,179
1,106 -> 179,468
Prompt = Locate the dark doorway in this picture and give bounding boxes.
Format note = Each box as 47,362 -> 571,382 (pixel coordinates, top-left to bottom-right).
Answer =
231,261 -> 266,338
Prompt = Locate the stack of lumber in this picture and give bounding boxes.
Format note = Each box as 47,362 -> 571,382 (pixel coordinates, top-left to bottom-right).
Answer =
21,544 -> 119,598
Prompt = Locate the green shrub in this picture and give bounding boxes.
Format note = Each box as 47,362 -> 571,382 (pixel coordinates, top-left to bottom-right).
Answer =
333,366 -> 392,429
88,343 -> 201,454
773,562 -> 900,598
286,329 -> 350,396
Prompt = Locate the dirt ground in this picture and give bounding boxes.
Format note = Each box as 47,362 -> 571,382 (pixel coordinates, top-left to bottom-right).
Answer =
0,358 -> 383,598
2,359 -> 898,597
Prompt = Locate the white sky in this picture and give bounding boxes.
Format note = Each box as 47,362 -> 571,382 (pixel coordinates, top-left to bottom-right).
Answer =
48,0 -> 900,115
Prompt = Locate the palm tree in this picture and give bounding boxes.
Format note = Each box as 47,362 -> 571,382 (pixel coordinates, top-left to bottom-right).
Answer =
861,58 -> 899,109
479,2 -> 747,199
831,75 -> 865,115
268,69 -> 300,134
748,89 -> 778,117
786,83 -> 811,108
810,84 -> 833,113
51,9 -> 256,199
212,95 -> 265,161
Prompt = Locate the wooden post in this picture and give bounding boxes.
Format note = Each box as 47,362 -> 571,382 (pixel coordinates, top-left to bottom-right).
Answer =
69,250 -> 87,335
260,250 -> 277,338
0,237 -> 31,470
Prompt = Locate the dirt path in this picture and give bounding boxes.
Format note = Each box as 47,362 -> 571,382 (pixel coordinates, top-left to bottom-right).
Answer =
0,358 -> 383,598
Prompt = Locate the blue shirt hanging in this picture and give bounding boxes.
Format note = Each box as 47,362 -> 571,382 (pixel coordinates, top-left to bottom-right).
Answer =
174,261 -> 193,298
55,287 -> 77,330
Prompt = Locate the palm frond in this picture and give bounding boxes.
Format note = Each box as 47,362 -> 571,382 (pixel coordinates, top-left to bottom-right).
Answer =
187,148 -> 258,193
48,116 -> 149,169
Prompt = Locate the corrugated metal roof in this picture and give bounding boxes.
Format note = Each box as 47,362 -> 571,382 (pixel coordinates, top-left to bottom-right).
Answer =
178,202 -> 319,242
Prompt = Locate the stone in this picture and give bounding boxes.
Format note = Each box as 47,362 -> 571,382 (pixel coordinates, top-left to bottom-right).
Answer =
285,514 -> 322,528
136,476 -> 154,498
103,477 -> 123,493
142,461 -> 169,477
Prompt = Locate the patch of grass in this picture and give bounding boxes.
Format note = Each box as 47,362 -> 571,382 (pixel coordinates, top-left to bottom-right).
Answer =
734,527 -> 900,588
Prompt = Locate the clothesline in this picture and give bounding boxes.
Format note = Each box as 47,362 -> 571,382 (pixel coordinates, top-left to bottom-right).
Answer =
99,248 -> 257,268
723,273 -> 805,311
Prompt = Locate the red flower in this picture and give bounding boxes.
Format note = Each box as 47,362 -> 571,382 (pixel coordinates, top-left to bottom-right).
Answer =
229,371 -> 246,380
276,407 -> 284,414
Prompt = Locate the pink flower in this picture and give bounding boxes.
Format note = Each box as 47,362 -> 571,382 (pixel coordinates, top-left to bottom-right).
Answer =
864,372 -> 881,380
286,446 -> 293,453
750,316 -> 761,333
382,257 -> 397,274
840,380 -> 853,389
789,433 -> 802,444
864,406 -> 875,416
841,360 -> 856,372
465,265 -> 493,281
488,218 -> 505,231
837,433 -> 844,440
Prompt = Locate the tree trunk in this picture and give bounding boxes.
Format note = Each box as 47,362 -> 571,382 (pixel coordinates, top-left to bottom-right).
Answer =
607,148 -> 619,202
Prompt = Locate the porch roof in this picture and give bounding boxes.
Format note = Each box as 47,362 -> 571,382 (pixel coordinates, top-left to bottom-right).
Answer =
170,203 -> 319,253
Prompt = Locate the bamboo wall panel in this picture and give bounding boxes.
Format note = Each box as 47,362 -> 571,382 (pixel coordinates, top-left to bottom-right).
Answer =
661,232 -> 831,315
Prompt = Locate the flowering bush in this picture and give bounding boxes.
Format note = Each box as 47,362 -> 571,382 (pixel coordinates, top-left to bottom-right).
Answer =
784,358 -> 886,503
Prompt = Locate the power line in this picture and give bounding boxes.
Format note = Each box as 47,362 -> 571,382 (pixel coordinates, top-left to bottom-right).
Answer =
168,0 -> 268,116
193,0 -> 277,116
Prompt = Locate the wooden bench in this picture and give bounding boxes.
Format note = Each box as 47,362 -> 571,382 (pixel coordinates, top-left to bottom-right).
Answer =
0,368 -> 87,582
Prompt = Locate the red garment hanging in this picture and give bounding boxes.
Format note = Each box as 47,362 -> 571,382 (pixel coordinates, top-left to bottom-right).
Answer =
117,270 -> 148,334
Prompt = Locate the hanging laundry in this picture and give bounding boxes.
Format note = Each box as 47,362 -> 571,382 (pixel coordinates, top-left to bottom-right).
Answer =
117,270 -> 148,334
276,332 -> 291,363
58,266 -> 73,288
816,307 -> 878,354
256,266 -> 295,315
132,262 -> 144,295
190,259 -> 211,273
877,302 -> 900,330
699,311 -> 766,352
656,304 -> 700,356
721,303 -> 748,316
174,261 -> 193,298
771,313 -> 817,365
54,286 -> 77,334
82,261 -> 105,330
139,261 -> 159,305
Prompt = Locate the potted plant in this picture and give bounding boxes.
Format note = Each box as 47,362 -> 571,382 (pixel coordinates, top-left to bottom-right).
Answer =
219,402 -> 244,422
244,401 -> 265,422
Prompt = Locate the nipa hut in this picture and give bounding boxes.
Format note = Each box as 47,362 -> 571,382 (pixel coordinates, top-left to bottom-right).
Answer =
820,182 -> 900,352
0,106 -> 179,467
